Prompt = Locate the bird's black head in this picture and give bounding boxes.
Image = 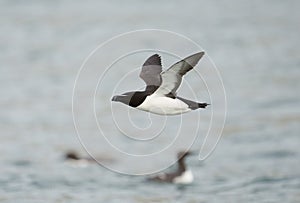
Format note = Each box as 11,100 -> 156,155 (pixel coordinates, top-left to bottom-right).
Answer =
111,91 -> 135,105
65,151 -> 80,160
112,91 -> 148,107
177,150 -> 194,160
176,151 -> 195,172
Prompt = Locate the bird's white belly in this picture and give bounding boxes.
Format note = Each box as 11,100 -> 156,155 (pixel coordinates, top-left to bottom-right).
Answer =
136,94 -> 191,115
173,170 -> 194,184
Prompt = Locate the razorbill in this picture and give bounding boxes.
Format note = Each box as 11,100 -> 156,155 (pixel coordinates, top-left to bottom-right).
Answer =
147,151 -> 194,184
112,52 -> 209,115
64,151 -> 90,167
64,151 -> 114,168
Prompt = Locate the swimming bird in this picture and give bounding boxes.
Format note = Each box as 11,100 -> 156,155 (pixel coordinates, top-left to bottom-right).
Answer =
64,151 -> 91,167
64,151 -> 114,167
147,151 -> 194,184
112,52 -> 209,115
65,151 -> 90,161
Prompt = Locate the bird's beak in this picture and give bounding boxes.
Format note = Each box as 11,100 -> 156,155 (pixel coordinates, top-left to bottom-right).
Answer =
112,95 -> 127,102
111,95 -> 119,101
111,94 -> 132,105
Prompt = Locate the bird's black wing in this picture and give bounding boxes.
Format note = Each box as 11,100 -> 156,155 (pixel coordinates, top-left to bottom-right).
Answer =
139,54 -> 163,89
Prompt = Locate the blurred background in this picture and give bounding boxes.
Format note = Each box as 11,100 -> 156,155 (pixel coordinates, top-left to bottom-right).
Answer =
0,0 -> 299,202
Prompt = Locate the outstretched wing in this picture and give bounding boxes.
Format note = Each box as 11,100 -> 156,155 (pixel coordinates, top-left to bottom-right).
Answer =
154,52 -> 204,96
139,54 -> 162,88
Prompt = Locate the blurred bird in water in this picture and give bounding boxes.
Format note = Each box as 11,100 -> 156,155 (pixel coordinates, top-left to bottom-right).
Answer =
64,151 -> 114,168
147,151 -> 194,184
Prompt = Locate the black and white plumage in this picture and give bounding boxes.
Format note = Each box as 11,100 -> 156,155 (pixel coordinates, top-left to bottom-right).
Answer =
147,151 -> 194,184
112,52 -> 209,115
64,151 -> 114,168
64,151 -> 93,168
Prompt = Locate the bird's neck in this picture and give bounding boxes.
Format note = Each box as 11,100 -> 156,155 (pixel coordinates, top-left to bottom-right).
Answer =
177,158 -> 186,173
145,85 -> 159,93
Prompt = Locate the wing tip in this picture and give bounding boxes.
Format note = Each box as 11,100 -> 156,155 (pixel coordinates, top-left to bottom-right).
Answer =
183,51 -> 205,68
193,51 -> 205,59
152,53 -> 160,57
143,54 -> 162,67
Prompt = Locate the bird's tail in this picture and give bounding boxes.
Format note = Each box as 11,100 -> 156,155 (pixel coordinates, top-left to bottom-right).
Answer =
198,103 -> 209,108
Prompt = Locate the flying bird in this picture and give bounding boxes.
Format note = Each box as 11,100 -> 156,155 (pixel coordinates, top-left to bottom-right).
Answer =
147,151 -> 194,184
112,52 -> 209,115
